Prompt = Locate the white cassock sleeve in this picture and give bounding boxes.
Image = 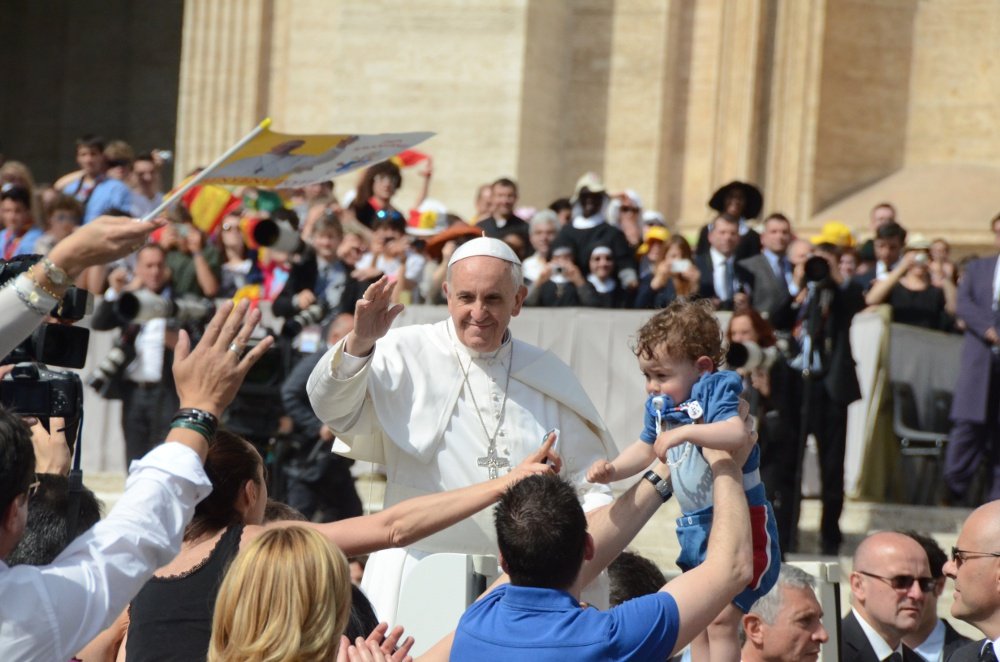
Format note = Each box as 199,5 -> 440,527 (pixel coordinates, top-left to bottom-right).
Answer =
306,338 -> 387,464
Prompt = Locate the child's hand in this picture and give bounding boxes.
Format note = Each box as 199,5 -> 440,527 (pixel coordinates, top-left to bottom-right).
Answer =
587,459 -> 616,483
653,428 -> 684,461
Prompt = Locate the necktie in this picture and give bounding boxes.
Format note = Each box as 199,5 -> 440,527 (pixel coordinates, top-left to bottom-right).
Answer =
883,653 -> 902,662
725,259 -> 735,300
982,642 -> 997,662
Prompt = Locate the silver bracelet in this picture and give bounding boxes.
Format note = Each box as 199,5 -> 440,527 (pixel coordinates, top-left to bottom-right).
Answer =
12,273 -> 58,316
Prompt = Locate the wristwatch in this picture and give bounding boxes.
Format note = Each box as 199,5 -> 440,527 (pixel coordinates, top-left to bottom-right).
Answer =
642,470 -> 673,503
39,258 -> 69,287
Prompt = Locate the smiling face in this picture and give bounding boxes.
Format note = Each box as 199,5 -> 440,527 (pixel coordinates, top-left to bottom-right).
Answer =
851,532 -> 931,646
444,256 -> 526,353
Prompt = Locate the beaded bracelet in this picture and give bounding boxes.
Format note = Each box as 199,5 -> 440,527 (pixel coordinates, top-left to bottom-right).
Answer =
11,273 -> 57,316
169,408 -> 219,443
26,263 -> 66,301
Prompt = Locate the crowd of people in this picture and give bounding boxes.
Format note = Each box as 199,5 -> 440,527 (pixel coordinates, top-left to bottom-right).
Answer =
1,135 -> 999,661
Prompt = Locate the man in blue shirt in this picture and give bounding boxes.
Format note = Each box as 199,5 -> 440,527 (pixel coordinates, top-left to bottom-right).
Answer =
451,442 -> 754,661
55,135 -> 133,223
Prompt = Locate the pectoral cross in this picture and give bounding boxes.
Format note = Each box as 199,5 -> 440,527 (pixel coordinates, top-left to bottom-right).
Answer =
477,446 -> 510,479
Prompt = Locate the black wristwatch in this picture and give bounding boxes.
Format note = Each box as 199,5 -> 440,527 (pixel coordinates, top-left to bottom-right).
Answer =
642,470 -> 673,503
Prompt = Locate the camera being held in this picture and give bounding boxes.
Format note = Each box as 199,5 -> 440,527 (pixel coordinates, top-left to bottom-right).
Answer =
726,341 -> 782,372
113,289 -> 215,325
0,363 -> 82,420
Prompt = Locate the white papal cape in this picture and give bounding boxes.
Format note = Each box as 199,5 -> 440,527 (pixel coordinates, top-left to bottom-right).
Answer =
307,319 -> 614,623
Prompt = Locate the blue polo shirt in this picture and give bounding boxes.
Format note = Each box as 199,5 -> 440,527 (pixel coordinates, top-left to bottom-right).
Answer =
451,584 -> 679,661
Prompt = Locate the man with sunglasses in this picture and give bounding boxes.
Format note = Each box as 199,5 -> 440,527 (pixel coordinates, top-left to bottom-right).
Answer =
843,531 -> 931,661
943,500 -> 1000,662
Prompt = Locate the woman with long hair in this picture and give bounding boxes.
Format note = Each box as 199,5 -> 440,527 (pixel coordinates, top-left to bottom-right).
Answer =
634,234 -> 701,308
208,526 -> 351,662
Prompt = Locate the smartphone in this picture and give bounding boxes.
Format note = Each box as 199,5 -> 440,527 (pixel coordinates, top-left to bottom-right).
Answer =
542,428 -> 560,464
671,259 -> 692,274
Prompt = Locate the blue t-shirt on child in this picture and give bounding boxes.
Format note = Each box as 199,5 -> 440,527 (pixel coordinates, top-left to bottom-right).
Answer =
638,369 -> 779,613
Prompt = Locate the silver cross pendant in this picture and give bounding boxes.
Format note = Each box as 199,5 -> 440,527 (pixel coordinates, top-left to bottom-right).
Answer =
477,447 -> 511,480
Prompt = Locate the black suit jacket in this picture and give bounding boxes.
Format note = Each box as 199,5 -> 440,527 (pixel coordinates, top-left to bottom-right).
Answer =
841,611 -> 924,662
476,215 -> 530,247
738,253 -> 794,330
941,619 -> 986,662
695,223 -> 761,261
272,250 -> 361,320
693,252 -> 745,311
946,636 -> 987,662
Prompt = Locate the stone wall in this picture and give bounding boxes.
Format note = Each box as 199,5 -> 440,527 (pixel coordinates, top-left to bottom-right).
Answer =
173,0 -> 1000,245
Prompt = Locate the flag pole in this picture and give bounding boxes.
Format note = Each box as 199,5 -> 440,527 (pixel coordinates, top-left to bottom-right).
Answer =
140,117 -> 273,222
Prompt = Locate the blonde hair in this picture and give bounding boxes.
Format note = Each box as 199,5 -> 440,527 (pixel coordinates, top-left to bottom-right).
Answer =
208,526 -> 351,662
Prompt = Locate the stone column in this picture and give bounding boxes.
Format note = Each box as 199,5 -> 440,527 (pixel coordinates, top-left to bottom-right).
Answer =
175,0 -> 272,179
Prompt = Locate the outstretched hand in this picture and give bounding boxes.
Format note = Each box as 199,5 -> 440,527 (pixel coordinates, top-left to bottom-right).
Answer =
172,299 -> 275,418
346,276 -> 404,356
507,431 -> 562,483
48,215 -> 167,278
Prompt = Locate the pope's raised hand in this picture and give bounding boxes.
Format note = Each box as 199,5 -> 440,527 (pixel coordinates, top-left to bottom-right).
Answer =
346,276 -> 404,356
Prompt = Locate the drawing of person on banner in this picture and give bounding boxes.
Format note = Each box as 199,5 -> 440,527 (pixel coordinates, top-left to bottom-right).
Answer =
213,139 -> 319,181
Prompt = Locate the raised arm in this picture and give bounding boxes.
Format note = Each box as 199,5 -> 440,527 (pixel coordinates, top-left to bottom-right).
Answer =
865,252 -> 914,306
261,433 -> 562,556
663,446 -> 753,657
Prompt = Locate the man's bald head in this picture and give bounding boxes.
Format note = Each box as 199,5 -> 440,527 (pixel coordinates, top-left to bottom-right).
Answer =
943,500 -> 1000,639
850,532 -> 932,648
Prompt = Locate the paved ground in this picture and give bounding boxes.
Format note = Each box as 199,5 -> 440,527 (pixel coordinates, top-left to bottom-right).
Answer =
86,471 -> 979,638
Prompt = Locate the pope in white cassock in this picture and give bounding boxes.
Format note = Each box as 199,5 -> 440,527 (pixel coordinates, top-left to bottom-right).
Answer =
307,237 -> 614,624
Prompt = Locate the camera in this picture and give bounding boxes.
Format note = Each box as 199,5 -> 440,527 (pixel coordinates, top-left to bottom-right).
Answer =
0,363 -> 83,420
281,301 -> 329,338
552,265 -> 564,276
0,255 -> 93,369
726,341 -> 781,372
803,255 -> 831,283
913,252 -> 929,265
86,326 -> 139,397
114,290 -> 215,324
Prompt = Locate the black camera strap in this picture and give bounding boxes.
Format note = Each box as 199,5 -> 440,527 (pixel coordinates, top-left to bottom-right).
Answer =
65,412 -> 85,543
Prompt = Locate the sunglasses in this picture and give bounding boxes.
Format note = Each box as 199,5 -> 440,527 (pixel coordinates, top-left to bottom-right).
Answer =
856,570 -> 936,593
952,546 -> 1000,568
619,206 -> 639,213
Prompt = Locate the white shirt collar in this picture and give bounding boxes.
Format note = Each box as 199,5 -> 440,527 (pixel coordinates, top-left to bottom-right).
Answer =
710,247 -> 732,267
853,608 -> 903,660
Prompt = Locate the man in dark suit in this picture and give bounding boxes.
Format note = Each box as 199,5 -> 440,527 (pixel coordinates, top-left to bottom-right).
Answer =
902,531 -> 972,660
853,221 -> 906,294
475,177 -> 530,248
738,213 -> 795,331
842,531 -> 932,662
945,213 -> 1000,505
942,500 -> 1000,662
693,214 -> 747,310
786,244 -> 864,555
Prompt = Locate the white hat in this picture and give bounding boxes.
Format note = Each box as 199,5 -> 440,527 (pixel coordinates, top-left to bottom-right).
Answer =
447,236 -> 522,267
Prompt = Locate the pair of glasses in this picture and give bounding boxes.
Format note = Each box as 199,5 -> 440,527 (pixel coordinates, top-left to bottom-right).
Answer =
856,570 -> 936,593
619,206 -> 639,213
952,547 -> 1000,567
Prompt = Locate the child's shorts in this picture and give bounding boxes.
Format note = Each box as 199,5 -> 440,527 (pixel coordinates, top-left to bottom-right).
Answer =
675,491 -> 781,613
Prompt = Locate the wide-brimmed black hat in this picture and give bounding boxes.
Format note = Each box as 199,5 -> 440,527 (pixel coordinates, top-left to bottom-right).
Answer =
708,181 -> 763,220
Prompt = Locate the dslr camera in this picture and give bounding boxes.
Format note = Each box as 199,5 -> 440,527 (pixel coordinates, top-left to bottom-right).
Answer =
0,255 -> 90,421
